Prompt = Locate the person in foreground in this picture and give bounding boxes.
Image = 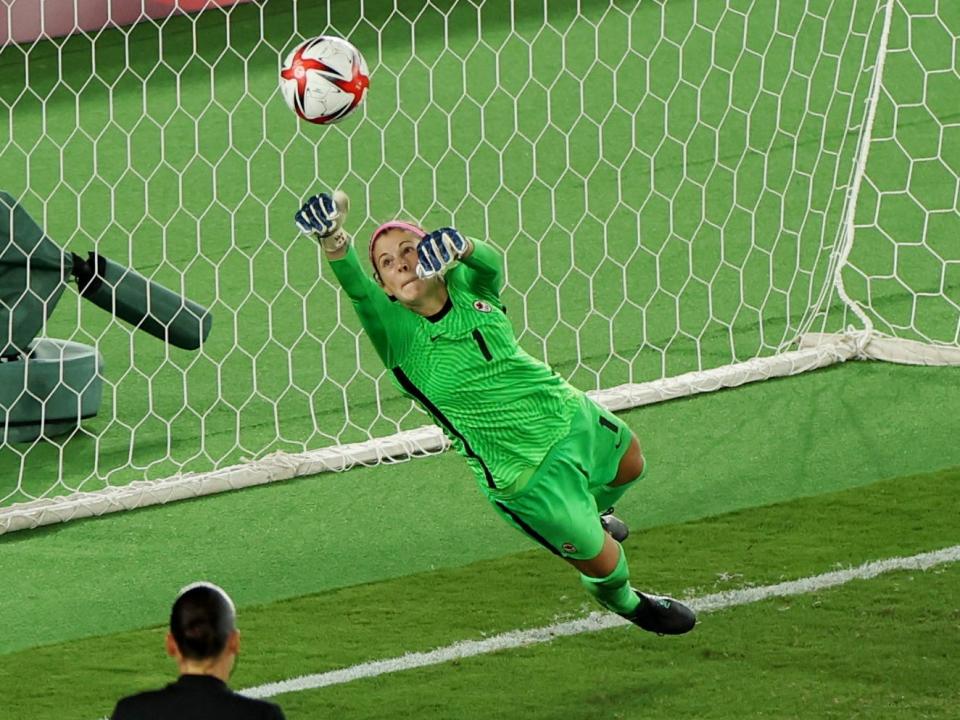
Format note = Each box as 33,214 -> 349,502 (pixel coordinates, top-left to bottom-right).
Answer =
110,581 -> 285,720
295,191 -> 696,636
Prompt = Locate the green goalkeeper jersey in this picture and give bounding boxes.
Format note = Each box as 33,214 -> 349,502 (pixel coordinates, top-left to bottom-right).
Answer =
329,240 -> 581,491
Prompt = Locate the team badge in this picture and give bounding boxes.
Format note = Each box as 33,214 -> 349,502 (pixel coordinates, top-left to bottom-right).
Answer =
561,542 -> 577,554
473,300 -> 492,313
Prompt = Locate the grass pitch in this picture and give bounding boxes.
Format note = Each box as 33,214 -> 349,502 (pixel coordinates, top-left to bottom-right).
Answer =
2,466 -> 957,719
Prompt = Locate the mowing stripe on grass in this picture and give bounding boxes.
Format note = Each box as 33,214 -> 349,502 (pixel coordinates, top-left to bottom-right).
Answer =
240,544 -> 960,700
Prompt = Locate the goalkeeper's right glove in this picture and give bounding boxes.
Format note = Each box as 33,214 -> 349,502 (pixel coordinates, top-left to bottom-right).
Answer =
295,191 -> 351,252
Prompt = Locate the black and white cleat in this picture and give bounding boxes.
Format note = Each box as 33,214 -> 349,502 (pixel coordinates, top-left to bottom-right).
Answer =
621,591 -> 697,635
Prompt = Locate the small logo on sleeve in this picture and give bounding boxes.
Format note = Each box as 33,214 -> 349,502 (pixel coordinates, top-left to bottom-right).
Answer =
473,300 -> 492,313
561,542 -> 578,555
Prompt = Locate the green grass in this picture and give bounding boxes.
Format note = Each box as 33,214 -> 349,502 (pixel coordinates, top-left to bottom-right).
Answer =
296,568 -> 958,720
1,359 -> 958,656
1,0 -> 957,503
2,465 -> 957,720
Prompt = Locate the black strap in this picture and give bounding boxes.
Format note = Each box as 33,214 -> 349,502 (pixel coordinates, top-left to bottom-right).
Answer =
495,501 -> 560,556
392,367 -> 496,488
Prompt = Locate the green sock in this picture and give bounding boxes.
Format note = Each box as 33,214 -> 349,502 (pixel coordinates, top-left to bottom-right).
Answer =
592,462 -> 647,514
579,544 -> 640,615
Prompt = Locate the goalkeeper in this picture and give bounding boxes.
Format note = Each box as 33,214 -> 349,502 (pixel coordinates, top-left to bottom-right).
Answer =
295,192 -> 695,635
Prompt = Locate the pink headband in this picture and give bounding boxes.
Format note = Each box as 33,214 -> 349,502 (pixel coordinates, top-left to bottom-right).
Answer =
369,221 -> 428,280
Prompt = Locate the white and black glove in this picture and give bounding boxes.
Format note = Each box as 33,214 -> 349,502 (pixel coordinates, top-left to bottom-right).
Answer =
295,190 -> 351,252
415,227 -> 472,279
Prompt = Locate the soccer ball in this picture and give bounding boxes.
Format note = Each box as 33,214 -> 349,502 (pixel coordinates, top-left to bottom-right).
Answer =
280,36 -> 369,125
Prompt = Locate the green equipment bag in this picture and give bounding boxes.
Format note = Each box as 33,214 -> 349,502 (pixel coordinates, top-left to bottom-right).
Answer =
0,193 -> 102,441
0,339 -> 103,443
1,191 -> 212,441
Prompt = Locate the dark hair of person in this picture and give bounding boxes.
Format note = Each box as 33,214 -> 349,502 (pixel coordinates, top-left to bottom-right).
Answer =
169,582 -> 236,660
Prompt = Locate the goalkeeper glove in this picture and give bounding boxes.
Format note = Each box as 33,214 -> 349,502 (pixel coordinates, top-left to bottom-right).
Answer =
295,190 -> 351,252
416,227 -> 472,279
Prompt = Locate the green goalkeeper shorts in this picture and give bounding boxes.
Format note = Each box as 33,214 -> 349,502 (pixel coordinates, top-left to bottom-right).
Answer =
485,393 -> 635,561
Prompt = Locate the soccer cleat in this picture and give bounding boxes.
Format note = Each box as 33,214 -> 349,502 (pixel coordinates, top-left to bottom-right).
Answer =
600,508 -> 629,542
621,591 -> 696,635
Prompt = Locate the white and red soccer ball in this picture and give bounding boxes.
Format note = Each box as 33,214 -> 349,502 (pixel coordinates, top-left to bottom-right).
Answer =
280,36 -> 369,124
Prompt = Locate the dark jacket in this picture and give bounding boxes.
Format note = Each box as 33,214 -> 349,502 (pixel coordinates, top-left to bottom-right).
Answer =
111,674 -> 285,720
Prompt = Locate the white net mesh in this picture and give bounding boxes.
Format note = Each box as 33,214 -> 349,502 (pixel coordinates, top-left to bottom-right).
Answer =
829,0 -> 960,347
0,0 -> 957,532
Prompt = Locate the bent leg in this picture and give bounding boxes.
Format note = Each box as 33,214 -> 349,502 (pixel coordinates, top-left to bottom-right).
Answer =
568,534 -> 640,615
592,434 -> 645,513
611,435 -> 644,486
570,533 -> 697,634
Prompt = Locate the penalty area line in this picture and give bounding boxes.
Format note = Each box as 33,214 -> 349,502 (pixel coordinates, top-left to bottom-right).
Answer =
240,544 -> 960,700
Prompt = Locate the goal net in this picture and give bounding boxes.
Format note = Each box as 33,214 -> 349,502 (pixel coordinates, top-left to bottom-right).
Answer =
1,0 -> 957,533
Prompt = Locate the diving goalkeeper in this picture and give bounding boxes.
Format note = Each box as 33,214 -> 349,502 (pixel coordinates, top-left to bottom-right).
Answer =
295,191 -> 695,635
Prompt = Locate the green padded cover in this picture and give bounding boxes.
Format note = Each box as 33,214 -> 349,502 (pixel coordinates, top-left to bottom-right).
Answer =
74,253 -> 213,350
0,192 -> 70,358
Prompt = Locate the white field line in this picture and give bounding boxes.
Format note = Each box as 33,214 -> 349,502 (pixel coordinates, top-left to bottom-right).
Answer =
239,544 -> 960,700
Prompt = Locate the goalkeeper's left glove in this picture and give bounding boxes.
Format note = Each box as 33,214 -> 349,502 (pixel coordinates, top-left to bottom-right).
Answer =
416,227 -> 472,279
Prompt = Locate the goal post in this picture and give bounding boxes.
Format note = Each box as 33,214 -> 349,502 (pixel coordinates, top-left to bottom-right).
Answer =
1,0 -> 958,534
800,0 -> 960,367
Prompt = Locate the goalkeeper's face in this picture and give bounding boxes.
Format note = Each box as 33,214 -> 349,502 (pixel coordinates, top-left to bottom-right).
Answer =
373,229 -> 442,304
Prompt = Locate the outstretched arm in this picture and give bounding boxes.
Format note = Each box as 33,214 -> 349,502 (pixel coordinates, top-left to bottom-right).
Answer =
296,192 -> 410,366
328,246 -> 397,364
